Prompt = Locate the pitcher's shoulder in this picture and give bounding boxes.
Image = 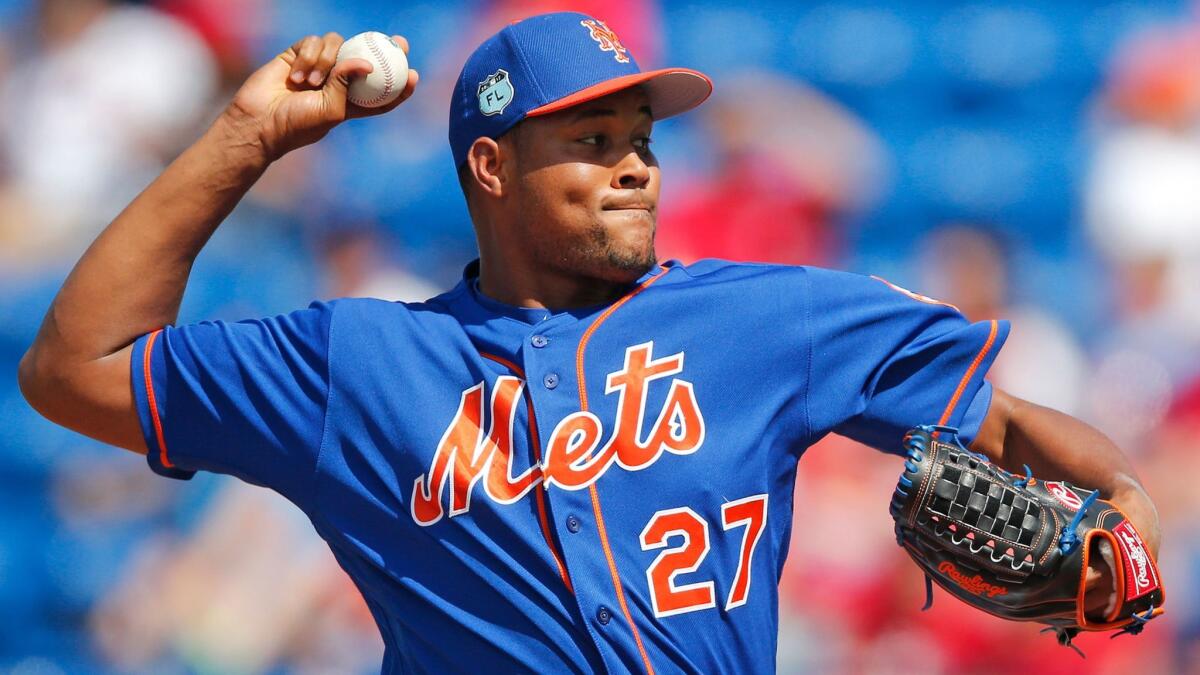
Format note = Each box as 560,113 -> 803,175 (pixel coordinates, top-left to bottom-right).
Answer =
323,286 -> 466,329
663,258 -> 818,291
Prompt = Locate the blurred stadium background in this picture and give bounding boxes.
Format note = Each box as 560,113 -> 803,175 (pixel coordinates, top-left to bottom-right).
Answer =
1,0 -> 1199,672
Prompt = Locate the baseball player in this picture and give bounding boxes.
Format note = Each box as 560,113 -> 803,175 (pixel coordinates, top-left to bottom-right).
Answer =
20,12 -> 1160,673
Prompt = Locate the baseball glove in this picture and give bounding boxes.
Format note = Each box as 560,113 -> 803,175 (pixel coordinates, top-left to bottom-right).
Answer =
889,425 -> 1164,651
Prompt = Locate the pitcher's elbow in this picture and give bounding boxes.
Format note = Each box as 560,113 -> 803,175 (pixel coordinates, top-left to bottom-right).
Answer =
18,346 -> 57,419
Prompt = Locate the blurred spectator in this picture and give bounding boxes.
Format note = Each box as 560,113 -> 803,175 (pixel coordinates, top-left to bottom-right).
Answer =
91,481 -> 383,674
312,222 -> 440,301
1085,18 -> 1200,445
1084,18 -> 1200,669
656,71 -> 888,266
1103,22 -> 1200,128
0,0 -> 218,272
155,0 -> 269,89
918,224 -> 1087,415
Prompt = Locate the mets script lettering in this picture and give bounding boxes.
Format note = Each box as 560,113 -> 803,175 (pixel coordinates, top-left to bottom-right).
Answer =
411,342 -> 705,526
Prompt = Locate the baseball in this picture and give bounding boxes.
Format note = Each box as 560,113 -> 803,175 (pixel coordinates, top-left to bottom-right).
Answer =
337,31 -> 409,108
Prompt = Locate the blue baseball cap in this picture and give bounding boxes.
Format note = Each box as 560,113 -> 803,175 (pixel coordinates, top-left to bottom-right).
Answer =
448,12 -> 712,168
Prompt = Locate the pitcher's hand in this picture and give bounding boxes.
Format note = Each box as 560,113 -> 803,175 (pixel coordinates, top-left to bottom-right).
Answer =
226,32 -> 419,161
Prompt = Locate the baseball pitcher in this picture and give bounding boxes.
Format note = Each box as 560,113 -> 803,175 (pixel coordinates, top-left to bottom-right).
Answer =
20,12 -> 1161,673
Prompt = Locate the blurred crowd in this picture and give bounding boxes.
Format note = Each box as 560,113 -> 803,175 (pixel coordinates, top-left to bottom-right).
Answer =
1,0 -> 1199,672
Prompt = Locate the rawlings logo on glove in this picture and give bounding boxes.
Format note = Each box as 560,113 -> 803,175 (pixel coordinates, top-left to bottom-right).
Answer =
1114,521 -> 1157,598
889,426 -> 1165,652
938,561 -> 1008,598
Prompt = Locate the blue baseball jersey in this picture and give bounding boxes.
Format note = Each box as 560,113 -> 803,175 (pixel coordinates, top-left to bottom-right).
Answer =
130,259 -> 1008,673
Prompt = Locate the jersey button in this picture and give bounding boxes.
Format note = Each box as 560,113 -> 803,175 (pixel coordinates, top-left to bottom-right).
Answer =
543,373 -> 559,390
596,606 -> 612,625
531,334 -> 549,348
566,515 -> 581,533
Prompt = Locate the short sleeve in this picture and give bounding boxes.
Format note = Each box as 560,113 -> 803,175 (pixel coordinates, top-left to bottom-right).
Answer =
803,268 -> 1009,453
130,302 -> 333,500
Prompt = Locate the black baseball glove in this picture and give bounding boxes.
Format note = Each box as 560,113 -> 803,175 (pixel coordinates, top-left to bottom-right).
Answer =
889,425 -> 1164,651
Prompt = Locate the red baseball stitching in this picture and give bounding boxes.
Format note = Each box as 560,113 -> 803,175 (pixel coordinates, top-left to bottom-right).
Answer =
357,33 -> 396,107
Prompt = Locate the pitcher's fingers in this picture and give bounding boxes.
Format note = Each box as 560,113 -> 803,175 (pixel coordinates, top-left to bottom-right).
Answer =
324,58 -> 375,119
284,34 -> 311,58
391,35 -> 409,54
291,35 -> 324,84
310,32 -> 345,86
397,69 -> 419,102
329,58 -> 374,91
351,68 -> 419,118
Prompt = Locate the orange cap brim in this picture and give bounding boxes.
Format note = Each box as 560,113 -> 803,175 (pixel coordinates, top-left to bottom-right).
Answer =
525,68 -> 713,120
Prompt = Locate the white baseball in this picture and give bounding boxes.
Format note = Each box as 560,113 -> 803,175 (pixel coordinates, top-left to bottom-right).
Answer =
337,31 -> 409,108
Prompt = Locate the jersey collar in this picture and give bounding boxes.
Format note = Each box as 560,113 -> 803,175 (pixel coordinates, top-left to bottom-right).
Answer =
453,258 -> 673,326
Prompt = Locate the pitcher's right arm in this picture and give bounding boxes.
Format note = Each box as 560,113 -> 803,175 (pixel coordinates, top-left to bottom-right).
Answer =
18,33 -> 418,453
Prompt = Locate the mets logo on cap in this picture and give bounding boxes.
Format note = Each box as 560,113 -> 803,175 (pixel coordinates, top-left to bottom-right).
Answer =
580,19 -> 629,63
477,69 -> 514,116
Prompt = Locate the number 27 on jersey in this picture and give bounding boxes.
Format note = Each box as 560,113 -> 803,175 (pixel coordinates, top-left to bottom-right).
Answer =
639,493 -> 768,618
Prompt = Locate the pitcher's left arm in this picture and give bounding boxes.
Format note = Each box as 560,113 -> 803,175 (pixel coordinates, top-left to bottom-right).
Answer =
971,386 -> 1161,607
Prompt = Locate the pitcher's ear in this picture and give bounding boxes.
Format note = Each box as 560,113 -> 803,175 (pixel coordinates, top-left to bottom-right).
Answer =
466,137 -> 507,200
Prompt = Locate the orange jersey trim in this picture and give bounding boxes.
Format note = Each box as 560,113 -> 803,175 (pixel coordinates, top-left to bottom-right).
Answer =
142,329 -> 174,468
575,268 -> 669,675
481,352 -> 574,593
937,319 -> 999,428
